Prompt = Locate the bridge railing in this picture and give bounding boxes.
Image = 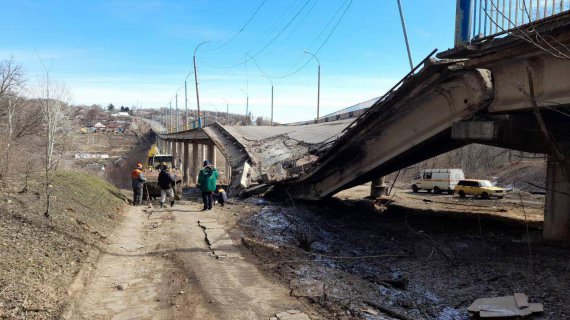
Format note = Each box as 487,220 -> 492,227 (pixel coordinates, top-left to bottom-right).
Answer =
455,0 -> 570,46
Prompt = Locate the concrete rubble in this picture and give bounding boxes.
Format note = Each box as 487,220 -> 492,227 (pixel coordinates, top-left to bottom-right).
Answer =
270,309 -> 311,320
468,293 -> 543,318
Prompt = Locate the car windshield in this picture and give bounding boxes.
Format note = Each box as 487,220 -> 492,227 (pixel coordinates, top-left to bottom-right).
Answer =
479,180 -> 493,187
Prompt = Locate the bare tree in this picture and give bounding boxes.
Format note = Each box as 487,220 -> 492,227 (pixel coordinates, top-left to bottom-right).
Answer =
36,61 -> 72,217
0,57 -> 25,97
0,58 -> 25,177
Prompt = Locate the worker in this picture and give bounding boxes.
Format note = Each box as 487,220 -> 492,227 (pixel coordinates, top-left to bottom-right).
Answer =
131,163 -> 146,206
213,186 -> 227,207
197,160 -> 219,211
158,165 -> 176,208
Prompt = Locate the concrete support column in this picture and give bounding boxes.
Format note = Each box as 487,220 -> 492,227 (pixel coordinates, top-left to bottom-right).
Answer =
370,177 -> 388,198
544,156 -> 570,241
191,142 -> 199,185
225,157 -> 231,185
176,142 -> 184,169
183,142 -> 190,185
172,141 -> 178,169
207,144 -> 217,167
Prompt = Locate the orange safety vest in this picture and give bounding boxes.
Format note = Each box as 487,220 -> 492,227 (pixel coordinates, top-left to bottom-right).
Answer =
131,168 -> 142,179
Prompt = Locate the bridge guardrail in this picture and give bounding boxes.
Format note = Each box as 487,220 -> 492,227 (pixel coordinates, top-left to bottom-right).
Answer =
455,0 -> 570,46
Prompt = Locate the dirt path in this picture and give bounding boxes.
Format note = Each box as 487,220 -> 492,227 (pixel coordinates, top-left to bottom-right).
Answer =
68,204 -> 307,320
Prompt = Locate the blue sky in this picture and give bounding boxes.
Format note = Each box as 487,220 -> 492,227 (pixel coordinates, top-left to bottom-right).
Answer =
1,0 -> 456,123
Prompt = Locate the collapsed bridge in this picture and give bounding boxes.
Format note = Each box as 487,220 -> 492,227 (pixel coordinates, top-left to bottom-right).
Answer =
153,13 -> 570,242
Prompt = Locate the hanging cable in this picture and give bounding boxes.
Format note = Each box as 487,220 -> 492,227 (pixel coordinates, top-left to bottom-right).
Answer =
249,0 -> 353,80
204,0 -> 268,52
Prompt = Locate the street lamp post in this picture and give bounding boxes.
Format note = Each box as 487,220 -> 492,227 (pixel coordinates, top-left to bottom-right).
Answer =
304,50 -> 320,120
262,75 -> 274,126
193,41 -> 210,128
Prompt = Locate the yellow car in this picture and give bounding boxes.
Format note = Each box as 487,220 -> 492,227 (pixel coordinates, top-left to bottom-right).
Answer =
454,179 -> 506,199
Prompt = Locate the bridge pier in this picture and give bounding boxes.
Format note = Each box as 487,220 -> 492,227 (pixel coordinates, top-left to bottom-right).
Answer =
172,142 -> 178,169
183,142 -> 190,185
370,177 -> 388,198
191,142 -> 199,185
544,156 -> 570,242
166,141 -> 172,155
207,145 -> 217,168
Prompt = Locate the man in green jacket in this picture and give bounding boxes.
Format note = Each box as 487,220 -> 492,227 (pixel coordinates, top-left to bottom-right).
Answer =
197,160 -> 219,210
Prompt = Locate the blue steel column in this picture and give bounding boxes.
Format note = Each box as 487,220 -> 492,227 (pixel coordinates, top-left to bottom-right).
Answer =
455,0 -> 473,47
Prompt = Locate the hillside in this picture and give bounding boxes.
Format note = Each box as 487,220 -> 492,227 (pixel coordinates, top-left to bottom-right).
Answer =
0,172 -> 127,319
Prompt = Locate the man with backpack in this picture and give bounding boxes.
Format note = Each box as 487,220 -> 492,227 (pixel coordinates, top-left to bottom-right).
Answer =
197,160 -> 219,211
158,165 -> 176,208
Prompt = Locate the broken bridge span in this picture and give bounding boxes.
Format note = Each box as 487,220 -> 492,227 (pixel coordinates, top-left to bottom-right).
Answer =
151,14 -> 570,242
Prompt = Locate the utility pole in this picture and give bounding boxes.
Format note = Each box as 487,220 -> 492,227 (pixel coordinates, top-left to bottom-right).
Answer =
184,80 -> 188,130
304,50 -> 320,120
222,98 -> 229,124
175,93 -> 179,132
193,41 -> 210,128
169,101 -> 173,133
397,0 -> 414,70
262,75 -> 274,126
240,89 -> 249,125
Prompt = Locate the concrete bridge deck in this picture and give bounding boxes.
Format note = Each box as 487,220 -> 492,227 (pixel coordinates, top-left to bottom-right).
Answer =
153,15 -> 570,241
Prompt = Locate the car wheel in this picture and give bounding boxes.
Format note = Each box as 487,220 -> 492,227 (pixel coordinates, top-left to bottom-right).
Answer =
433,186 -> 442,194
412,185 -> 418,193
459,190 -> 466,198
481,192 -> 490,199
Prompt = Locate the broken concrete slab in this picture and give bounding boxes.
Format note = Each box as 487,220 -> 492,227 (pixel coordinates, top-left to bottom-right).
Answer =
514,293 -> 529,309
274,310 -> 311,320
240,162 -> 251,188
289,279 -> 324,298
197,218 -> 217,224
468,293 -> 543,318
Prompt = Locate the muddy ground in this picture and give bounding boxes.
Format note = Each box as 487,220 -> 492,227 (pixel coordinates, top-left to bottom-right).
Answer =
232,191 -> 570,319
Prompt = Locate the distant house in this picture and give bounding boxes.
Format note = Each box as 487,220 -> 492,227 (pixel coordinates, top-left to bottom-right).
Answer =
110,112 -> 130,118
94,122 -> 106,131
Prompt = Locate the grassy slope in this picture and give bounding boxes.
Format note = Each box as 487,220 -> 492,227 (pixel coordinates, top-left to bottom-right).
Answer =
0,171 -> 127,319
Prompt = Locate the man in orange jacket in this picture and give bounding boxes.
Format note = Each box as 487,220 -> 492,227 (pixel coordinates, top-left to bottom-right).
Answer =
131,163 -> 146,206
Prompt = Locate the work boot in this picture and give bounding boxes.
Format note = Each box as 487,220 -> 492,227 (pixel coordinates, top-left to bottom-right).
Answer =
160,202 -> 164,208
170,201 -> 174,207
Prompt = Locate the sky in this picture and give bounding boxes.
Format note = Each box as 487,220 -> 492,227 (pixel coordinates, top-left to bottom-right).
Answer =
1,0 -> 457,123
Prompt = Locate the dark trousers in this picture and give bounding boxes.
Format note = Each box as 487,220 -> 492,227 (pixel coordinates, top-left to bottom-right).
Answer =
133,185 -> 143,205
202,191 -> 212,209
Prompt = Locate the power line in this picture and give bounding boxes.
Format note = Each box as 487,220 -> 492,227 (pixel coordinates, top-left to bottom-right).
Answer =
249,0 -> 354,80
198,0 -> 313,70
204,0 -> 268,53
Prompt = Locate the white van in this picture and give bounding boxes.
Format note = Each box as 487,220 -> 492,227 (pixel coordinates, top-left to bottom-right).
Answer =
411,169 -> 465,194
